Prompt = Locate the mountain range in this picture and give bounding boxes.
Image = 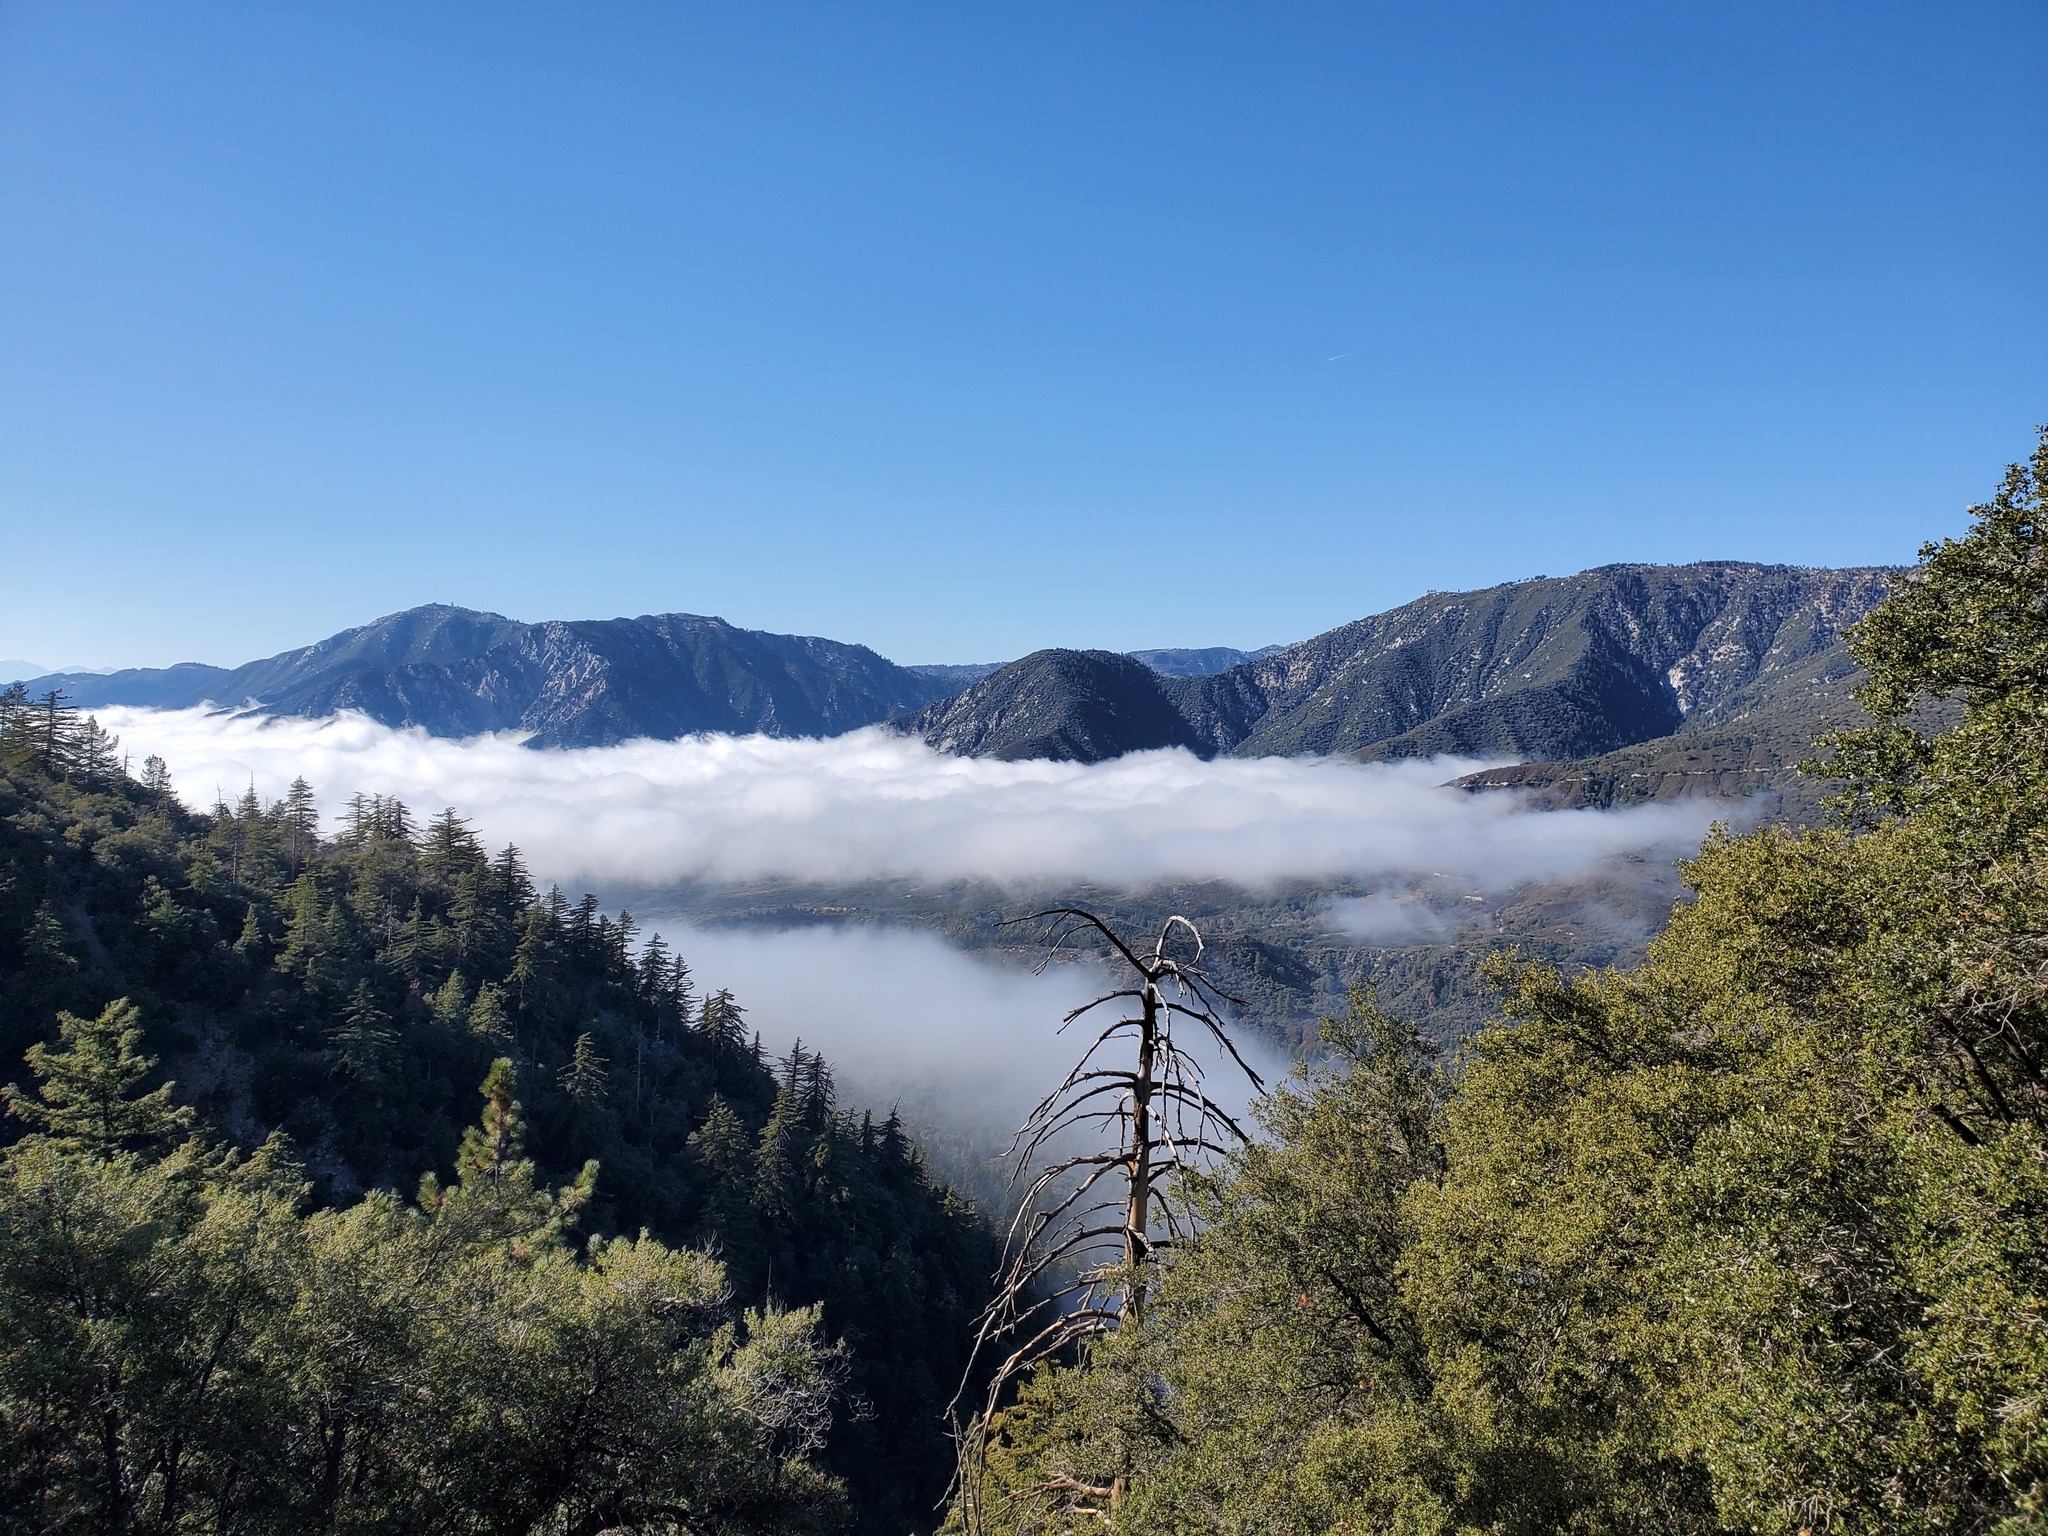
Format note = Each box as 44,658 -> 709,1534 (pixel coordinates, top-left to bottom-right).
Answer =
15,561 -> 1892,787
20,607 -> 956,748
899,562 -> 1889,769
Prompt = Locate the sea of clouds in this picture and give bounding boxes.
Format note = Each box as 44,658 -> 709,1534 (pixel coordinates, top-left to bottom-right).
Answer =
97,707 -> 1723,895
94,705 -> 1732,1147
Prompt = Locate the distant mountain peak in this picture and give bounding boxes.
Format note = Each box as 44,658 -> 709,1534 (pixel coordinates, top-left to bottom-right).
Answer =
25,605 -> 957,748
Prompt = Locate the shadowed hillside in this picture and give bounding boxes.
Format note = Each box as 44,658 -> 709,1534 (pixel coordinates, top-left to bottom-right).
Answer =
900,563 -> 1890,772
26,605 -> 957,748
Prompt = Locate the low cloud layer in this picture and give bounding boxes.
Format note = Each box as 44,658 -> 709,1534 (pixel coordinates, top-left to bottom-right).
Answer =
1323,893 -> 1476,944
99,707 -> 1725,893
659,922 -> 1294,1185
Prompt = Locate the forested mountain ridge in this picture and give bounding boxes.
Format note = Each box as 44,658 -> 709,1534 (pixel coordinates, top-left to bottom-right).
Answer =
23,605 -> 956,748
0,689 -> 994,1533
902,562 -> 1889,766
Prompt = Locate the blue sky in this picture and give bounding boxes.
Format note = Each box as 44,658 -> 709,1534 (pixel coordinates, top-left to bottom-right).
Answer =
2,3 -> 2043,670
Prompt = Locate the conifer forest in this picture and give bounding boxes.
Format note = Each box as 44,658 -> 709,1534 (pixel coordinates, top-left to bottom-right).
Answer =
0,687 -> 993,1533
3,433 -> 2046,1534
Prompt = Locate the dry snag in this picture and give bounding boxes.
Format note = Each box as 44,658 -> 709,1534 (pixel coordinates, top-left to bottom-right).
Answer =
950,907 -> 1264,1524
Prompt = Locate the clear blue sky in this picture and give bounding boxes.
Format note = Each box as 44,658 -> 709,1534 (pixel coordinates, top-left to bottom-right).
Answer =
2,3 -> 2043,670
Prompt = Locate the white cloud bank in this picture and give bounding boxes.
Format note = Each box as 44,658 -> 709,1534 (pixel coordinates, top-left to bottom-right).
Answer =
658,922 -> 1294,1177
98,708 -> 1724,894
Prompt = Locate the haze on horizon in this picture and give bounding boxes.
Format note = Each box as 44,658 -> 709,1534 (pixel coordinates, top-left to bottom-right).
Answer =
3,3 -> 2044,671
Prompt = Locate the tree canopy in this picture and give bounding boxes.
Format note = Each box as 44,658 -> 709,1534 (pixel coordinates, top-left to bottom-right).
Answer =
0,698 -> 995,1533
954,431 -> 2048,1536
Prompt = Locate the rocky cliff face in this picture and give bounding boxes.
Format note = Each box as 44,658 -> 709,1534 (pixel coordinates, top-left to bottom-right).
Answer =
31,605 -> 955,747
902,563 -> 1893,765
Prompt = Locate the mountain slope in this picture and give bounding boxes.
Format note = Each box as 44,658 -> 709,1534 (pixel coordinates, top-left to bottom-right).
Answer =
0,730 -> 994,1531
902,563 -> 1891,765
1128,646 -> 1276,678
1199,562 -> 1888,759
906,661 -> 1004,690
29,605 -> 956,747
897,650 -> 1213,761
1451,631 -> 1968,817
28,565 -> 1894,765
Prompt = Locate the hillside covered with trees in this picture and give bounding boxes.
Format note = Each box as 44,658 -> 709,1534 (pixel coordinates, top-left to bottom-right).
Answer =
3,433 -> 2042,1536
954,435 -> 2048,1534
0,694 -> 995,1533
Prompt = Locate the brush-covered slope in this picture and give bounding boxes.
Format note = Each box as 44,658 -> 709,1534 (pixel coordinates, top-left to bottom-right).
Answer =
1127,646 -> 1275,678
29,605 -> 957,747
1193,561 -> 1889,759
903,563 -> 1890,766
896,649 -> 1214,761
1451,629 -> 1968,816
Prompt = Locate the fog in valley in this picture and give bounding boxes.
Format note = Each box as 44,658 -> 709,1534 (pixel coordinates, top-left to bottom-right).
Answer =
99,705 -> 1727,1152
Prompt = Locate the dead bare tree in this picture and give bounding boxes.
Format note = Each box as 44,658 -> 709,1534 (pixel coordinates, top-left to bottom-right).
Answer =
950,907 -> 1265,1528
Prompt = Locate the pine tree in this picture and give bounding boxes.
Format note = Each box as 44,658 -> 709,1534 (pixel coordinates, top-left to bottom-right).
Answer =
31,689 -> 76,774
799,1052 -> 836,1124
235,902 -> 267,958
280,776 -> 319,876
511,908 -> 553,1009
331,982 -> 396,1081
449,870 -> 487,965
0,680 -> 29,767
421,1058 -> 596,1249
73,715 -> 121,786
755,1081 -> 809,1233
462,1057 -> 526,1188
20,900 -> 76,984
689,1094 -> 757,1244
3,998 -> 194,1155
429,968 -> 470,1028
490,843 -> 534,912
568,893 -> 600,965
225,779 -> 281,889
279,875 -> 345,994
344,791 -> 375,845
468,982 -> 512,1044
559,1032 -> 609,1107
395,897 -> 436,983
699,988 -> 748,1052
421,807 -> 484,893
640,933 -> 672,1003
